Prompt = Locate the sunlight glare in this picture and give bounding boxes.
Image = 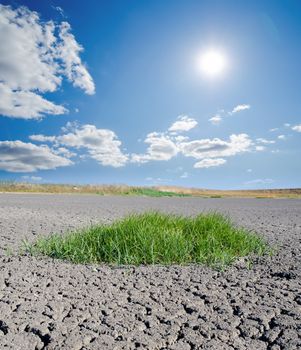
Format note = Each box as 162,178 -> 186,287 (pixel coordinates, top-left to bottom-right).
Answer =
199,50 -> 227,77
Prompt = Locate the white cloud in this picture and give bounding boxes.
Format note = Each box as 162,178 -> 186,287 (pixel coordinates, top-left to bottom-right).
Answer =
269,128 -> 279,132
231,104 -> 250,114
180,134 -> 253,160
54,147 -> 76,158
194,158 -> 226,169
292,124 -> 301,132
29,134 -> 57,142
256,138 -> 275,144
57,22 -> 95,95
255,145 -> 265,151
0,5 -> 94,119
244,178 -> 274,185
0,83 -> 67,119
31,124 -> 128,167
0,141 -> 72,172
209,115 -> 222,125
168,115 -> 198,133
173,135 -> 189,142
208,104 -> 250,123
278,135 -> 286,140
284,123 -> 291,127
60,120 -> 79,133
133,118 -> 256,168
132,132 -> 178,163
52,6 -> 65,17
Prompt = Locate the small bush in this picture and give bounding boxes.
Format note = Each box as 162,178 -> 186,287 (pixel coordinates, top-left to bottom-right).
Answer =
30,212 -> 269,268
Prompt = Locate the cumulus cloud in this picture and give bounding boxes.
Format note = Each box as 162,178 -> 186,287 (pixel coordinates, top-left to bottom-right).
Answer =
132,132 -> 178,163
209,115 -> 222,125
292,124 -> 301,132
0,83 -> 67,119
173,135 -> 189,142
0,141 -> 72,172
179,134 -> 253,160
132,114 -> 256,167
54,147 -> 76,158
278,135 -> 286,140
29,135 -> 57,142
208,104 -> 250,126
31,124 -> 128,167
57,22 -> 95,94
230,104 -> 250,114
168,115 -> 198,133
0,5 -> 94,119
256,138 -> 275,144
194,158 -> 226,169
133,114 -> 255,170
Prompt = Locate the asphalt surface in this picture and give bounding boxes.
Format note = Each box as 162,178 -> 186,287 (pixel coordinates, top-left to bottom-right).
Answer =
0,194 -> 300,349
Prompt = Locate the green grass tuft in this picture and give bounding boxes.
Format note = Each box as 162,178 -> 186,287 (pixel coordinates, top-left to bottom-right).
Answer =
29,212 -> 269,268
124,188 -> 190,197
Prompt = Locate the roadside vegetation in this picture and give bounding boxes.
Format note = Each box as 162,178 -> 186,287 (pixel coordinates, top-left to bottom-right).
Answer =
122,187 -> 190,197
29,212 -> 269,268
0,182 -> 189,197
0,181 -> 300,198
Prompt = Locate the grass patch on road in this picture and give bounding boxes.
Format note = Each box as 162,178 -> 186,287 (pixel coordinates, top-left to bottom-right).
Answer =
29,212 -> 269,268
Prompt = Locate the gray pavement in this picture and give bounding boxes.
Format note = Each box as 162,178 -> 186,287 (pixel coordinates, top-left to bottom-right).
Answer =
0,194 -> 300,349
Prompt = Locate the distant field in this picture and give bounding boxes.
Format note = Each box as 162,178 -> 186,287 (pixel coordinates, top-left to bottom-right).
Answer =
0,182 -> 188,197
156,185 -> 301,199
0,182 -> 300,198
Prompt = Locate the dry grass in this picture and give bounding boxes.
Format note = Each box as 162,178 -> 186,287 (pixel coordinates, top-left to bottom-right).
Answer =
0,182 -> 131,195
0,182 -> 300,198
0,182 -> 186,197
156,186 -> 301,199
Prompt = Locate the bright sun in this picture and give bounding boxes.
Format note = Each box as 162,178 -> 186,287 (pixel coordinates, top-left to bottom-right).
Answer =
199,50 -> 227,77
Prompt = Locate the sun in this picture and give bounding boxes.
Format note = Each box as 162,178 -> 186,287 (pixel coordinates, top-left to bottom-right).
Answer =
198,50 -> 227,77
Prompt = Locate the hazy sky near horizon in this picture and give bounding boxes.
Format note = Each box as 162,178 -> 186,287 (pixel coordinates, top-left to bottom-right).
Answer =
0,0 -> 301,189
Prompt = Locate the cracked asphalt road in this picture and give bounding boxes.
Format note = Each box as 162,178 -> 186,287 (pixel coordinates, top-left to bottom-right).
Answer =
0,194 -> 300,349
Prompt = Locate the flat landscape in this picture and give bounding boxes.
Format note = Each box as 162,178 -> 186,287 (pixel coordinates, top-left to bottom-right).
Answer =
0,194 -> 300,349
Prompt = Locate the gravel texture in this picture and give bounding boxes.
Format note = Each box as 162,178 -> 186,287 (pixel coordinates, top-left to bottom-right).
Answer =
0,194 -> 300,350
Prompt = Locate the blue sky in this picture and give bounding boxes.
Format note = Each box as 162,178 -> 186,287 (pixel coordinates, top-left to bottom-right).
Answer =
0,0 -> 301,189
